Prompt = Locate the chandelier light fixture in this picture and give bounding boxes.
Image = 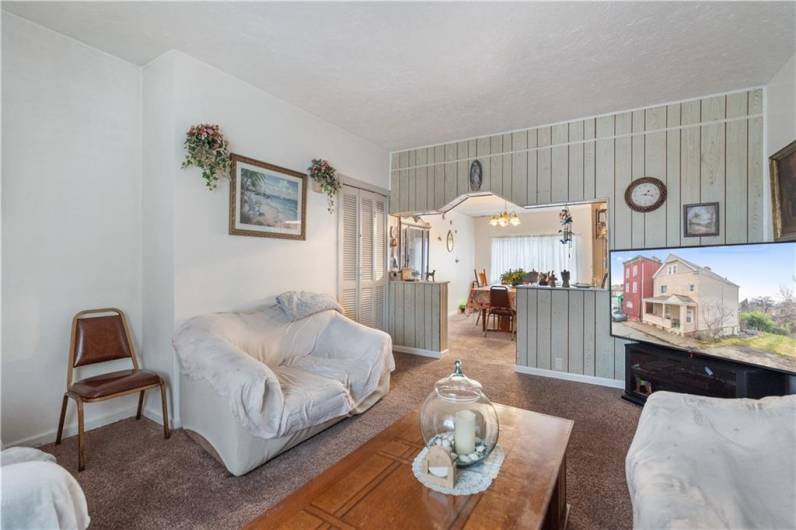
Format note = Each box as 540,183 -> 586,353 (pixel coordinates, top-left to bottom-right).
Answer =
489,202 -> 520,227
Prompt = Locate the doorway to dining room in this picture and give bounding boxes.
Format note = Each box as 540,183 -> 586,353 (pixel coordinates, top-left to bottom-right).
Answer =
390,195 -> 608,367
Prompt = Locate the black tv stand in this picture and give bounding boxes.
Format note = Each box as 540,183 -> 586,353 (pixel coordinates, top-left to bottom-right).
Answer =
623,342 -> 790,405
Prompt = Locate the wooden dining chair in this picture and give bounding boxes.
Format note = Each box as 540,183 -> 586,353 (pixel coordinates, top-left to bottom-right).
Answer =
56,308 -> 170,471
478,269 -> 488,287
485,286 -> 516,338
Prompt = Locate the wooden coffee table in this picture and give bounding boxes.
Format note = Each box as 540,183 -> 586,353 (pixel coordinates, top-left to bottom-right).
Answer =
246,403 -> 573,530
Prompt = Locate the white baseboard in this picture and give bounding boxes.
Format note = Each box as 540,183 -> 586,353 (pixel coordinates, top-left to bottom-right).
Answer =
514,365 -> 624,389
142,404 -> 182,429
2,406 -> 138,449
394,345 -> 448,359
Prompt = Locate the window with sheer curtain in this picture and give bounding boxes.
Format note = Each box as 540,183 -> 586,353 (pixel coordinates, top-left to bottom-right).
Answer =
490,235 -> 578,283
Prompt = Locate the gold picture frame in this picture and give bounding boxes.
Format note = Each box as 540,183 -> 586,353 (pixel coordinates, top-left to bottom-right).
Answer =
770,139 -> 796,240
229,153 -> 307,240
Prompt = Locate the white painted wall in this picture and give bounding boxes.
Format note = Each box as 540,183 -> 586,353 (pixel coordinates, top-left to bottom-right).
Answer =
419,211 -> 476,314
139,52 -> 389,423
473,204 -> 594,284
140,51 -> 180,425
767,53 -> 796,155
168,52 -> 389,321
2,14 -> 142,446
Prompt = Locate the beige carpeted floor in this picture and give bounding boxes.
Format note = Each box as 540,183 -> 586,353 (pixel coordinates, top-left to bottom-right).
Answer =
41,314 -> 641,529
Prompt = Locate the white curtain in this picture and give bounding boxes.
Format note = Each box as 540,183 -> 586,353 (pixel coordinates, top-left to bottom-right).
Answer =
490,235 -> 579,283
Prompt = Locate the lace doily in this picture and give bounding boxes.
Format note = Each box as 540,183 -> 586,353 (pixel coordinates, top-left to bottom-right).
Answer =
412,445 -> 506,495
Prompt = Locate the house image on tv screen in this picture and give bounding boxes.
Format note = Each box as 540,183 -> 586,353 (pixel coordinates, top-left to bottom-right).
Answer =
637,254 -> 740,337
622,256 -> 661,321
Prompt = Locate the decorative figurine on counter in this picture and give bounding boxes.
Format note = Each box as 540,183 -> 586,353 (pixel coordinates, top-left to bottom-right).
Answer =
524,269 -> 539,285
561,270 -> 570,288
548,271 -> 558,288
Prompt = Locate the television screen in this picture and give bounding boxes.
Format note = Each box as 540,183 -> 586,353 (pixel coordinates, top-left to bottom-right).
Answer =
610,241 -> 796,374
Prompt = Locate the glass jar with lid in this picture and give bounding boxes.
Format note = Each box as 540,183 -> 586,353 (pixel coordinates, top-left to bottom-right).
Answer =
419,360 -> 499,466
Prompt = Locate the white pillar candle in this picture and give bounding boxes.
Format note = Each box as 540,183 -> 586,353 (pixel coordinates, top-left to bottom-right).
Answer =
454,409 -> 476,455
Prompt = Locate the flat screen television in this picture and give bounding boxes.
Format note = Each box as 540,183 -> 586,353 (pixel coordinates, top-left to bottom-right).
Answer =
610,241 -> 796,374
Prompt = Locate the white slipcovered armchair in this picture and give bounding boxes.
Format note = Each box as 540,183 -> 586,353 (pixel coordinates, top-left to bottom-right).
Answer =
626,391 -> 796,530
173,301 -> 394,476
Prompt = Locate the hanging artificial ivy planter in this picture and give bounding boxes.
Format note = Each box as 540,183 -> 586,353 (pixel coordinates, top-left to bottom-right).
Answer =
181,124 -> 231,190
308,158 -> 342,213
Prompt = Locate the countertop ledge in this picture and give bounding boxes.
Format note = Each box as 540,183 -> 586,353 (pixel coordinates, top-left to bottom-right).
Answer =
514,285 -> 607,291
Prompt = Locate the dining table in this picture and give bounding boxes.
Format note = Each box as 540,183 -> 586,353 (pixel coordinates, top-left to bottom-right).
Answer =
467,285 -> 517,332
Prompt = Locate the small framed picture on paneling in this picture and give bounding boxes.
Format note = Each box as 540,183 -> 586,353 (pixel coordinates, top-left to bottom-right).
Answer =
683,202 -> 720,238
770,139 -> 796,240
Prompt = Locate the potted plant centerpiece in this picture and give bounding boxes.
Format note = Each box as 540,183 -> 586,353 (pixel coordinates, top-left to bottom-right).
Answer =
500,268 -> 526,287
308,158 -> 342,213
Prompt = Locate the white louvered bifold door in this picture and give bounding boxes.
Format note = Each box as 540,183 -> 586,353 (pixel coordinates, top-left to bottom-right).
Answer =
339,189 -> 359,319
338,186 -> 387,330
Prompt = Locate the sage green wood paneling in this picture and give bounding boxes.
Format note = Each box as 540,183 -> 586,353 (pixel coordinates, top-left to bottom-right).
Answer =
583,118 -> 596,201
457,141 -> 469,200
551,124 -> 569,203
512,131 -> 528,206
432,284 -> 441,351
680,100 -> 701,247
645,114 -> 667,248
583,291 -> 596,376
666,104 -> 682,247
595,290 -> 613,379
568,290 -> 584,374
748,115 -> 764,242
444,143 -> 457,207
614,113 -> 632,249
527,128 -> 538,206
502,133 -> 513,200
514,288 -> 611,380
387,282 -> 447,354
516,288 -> 528,365
568,121 -> 584,202
700,95 -> 726,246
388,89 -> 766,381
434,146 -> 445,210
537,127 -> 552,204
726,93 -> 748,244
550,290 -> 568,371
477,136 -> 491,193
536,289 -> 552,370
490,135 -> 504,199
415,148 -> 428,213
631,110 -> 645,248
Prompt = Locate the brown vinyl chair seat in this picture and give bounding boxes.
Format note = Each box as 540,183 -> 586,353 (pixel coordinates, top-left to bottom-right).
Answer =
70,369 -> 162,400
57,308 -> 170,471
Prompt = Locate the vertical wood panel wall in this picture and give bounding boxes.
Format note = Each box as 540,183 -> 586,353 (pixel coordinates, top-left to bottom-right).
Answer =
389,89 -> 765,248
516,287 -> 623,380
389,88 -> 765,382
387,281 -> 448,356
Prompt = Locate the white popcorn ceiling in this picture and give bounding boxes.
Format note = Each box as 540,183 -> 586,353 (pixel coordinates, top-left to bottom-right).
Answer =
4,2 -> 794,151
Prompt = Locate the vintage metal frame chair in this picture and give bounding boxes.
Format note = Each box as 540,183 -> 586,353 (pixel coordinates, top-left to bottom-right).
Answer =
56,308 -> 170,471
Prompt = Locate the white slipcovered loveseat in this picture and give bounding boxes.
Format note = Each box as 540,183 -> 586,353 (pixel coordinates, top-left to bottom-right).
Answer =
626,391 -> 796,530
173,294 -> 395,476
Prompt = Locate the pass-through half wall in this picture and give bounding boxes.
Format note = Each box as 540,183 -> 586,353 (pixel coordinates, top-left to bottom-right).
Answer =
388,88 -> 766,383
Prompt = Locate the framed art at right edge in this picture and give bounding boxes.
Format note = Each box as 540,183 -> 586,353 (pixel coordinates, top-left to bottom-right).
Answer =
770,139 -> 796,241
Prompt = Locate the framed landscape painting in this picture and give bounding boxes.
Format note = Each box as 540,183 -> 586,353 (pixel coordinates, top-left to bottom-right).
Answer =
770,139 -> 796,240
229,154 -> 307,240
683,202 -> 719,237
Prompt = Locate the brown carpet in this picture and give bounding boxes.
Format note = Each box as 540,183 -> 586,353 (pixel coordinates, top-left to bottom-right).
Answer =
40,314 -> 641,529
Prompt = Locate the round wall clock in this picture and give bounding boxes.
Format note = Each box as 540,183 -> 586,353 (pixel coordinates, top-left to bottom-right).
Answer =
469,160 -> 483,191
625,177 -> 667,213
